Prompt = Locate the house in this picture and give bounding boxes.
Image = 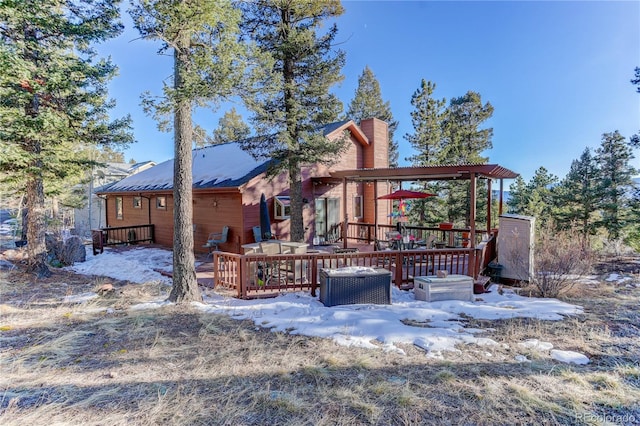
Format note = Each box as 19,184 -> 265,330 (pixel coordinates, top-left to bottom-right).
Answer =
74,161 -> 156,237
96,118 -> 392,253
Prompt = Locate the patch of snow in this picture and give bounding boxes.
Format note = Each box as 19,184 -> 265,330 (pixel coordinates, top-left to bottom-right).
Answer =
518,339 -> 554,351
64,247 -> 587,356
63,292 -> 98,303
550,350 -> 590,365
515,355 -> 531,363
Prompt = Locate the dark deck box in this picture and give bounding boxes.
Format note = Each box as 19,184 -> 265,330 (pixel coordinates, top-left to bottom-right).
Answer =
319,268 -> 391,307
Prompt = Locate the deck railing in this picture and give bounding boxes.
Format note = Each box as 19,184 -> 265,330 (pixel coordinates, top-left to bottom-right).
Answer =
213,247 -> 485,299
91,224 -> 155,255
344,222 -> 491,246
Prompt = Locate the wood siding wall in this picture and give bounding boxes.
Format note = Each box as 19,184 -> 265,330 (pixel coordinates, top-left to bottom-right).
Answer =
102,119 -> 392,253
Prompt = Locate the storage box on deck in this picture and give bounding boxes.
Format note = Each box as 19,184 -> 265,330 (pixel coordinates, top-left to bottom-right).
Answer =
413,274 -> 474,302
319,268 -> 391,307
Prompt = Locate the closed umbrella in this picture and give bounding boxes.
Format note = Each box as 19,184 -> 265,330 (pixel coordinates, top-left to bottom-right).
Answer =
259,194 -> 272,240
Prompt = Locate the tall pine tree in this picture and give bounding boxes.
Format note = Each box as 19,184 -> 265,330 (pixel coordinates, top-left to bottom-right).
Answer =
0,0 -> 132,277
130,0 -> 248,302
347,66 -> 399,166
239,0 -> 347,242
594,131 -> 637,240
553,148 -> 599,240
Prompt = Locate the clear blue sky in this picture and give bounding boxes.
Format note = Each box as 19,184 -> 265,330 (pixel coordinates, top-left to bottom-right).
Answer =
100,1 -> 640,182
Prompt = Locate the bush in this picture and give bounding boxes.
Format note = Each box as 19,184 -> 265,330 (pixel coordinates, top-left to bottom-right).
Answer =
504,223 -> 594,298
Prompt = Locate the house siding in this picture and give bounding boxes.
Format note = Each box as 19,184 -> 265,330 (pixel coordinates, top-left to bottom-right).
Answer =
98,119 -> 391,253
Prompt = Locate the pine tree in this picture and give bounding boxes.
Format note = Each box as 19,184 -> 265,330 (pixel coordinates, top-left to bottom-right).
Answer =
130,0 -> 248,302
440,91 -> 494,164
347,66 -> 399,166
405,79 -> 447,166
594,131 -> 637,240
239,0 -> 347,242
507,167 -> 558,227
0,0 -> 132,277
212,108 -> 250,145
553,148 -> 599,240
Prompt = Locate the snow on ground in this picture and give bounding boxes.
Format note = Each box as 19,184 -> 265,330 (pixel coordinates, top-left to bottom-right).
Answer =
67,246 -> 173,285
65,247 -> 592,360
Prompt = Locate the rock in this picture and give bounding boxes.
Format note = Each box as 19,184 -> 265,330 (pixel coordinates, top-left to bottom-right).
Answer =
0,259 -> 16,270
97,283 -> 114,296
60,236 -> 86,265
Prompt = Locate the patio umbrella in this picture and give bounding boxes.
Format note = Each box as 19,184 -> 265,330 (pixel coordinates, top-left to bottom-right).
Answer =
377,189 -> 437,200
259,193 -> 272,240
378,189 -> 437,233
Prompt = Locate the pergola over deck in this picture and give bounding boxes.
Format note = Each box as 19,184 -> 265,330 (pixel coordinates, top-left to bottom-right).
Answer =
329,164 -> 520,248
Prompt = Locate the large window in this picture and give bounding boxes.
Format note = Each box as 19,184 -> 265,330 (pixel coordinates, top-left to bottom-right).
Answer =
274,196 -> 290,220
115,197 -> 123,220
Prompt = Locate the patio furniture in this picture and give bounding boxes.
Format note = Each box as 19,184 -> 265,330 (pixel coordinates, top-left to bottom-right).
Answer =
319,267 -> 391,307
203,226 -> 229,255
253,226 -> 262,243
413,274 -> 474,302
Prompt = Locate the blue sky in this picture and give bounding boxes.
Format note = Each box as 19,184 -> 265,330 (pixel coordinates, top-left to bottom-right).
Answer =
101,1 -> 640,182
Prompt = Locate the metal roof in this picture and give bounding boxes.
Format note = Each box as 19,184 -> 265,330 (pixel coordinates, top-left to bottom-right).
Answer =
329,163 -> 519,182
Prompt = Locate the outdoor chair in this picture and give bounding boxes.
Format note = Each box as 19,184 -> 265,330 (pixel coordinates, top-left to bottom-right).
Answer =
203,226 -> 229,256
253,226 -> 263,243
257,241 -> 287,285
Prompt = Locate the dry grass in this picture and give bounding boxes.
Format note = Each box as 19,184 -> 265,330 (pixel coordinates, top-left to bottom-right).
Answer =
1,256 -> 640,425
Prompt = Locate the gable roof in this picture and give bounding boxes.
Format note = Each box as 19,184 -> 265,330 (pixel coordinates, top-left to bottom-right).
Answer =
100,142 -> 271,193
98,121 -> 355,194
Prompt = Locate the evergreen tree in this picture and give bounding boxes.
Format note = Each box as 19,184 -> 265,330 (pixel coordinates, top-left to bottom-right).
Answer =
553,148 -> 599,240
239,0 -> 347,242
405,79 -> 447,166
0,0 -> 132,277
507,167 -> 558,227
131,0 -> 248,302
594,131 -> 637,240
440,91 -> 493,226
403,79 -> 447,225
507,176 -> 529,214
440,91 -> 493,164
347,66 -> 399,166
212,107 -> 250,145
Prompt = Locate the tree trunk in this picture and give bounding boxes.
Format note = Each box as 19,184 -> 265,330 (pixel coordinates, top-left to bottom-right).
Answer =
289,166 -> 304,242
25,141 -> 51,278
168,32 -> 201,303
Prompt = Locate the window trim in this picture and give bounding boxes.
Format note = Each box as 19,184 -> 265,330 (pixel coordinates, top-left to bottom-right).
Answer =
274,196 -> 290,220
115,196 -> 123,220
353,194 -> 363,219
156,196 -> 167,210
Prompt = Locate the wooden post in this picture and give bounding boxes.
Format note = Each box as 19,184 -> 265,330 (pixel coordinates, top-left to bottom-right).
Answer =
342,177 -> 348,248
469,173 -> 477,278
486,178 -> 492,235
394,252 -> 403,288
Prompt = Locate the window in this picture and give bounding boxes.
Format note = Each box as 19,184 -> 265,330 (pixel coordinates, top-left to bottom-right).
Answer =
156,196 -> 167,210
353,195 -> 363,219
133,196 -> 142,209
274,196 -> 290,220
115,197 -> 123,220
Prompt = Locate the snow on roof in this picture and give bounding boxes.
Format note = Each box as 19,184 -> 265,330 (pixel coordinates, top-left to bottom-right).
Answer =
103,142 -> 270,193
102,121 -> 352,193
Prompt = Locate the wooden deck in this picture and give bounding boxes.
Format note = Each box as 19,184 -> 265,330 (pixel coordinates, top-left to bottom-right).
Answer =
209,242 -> 494,299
